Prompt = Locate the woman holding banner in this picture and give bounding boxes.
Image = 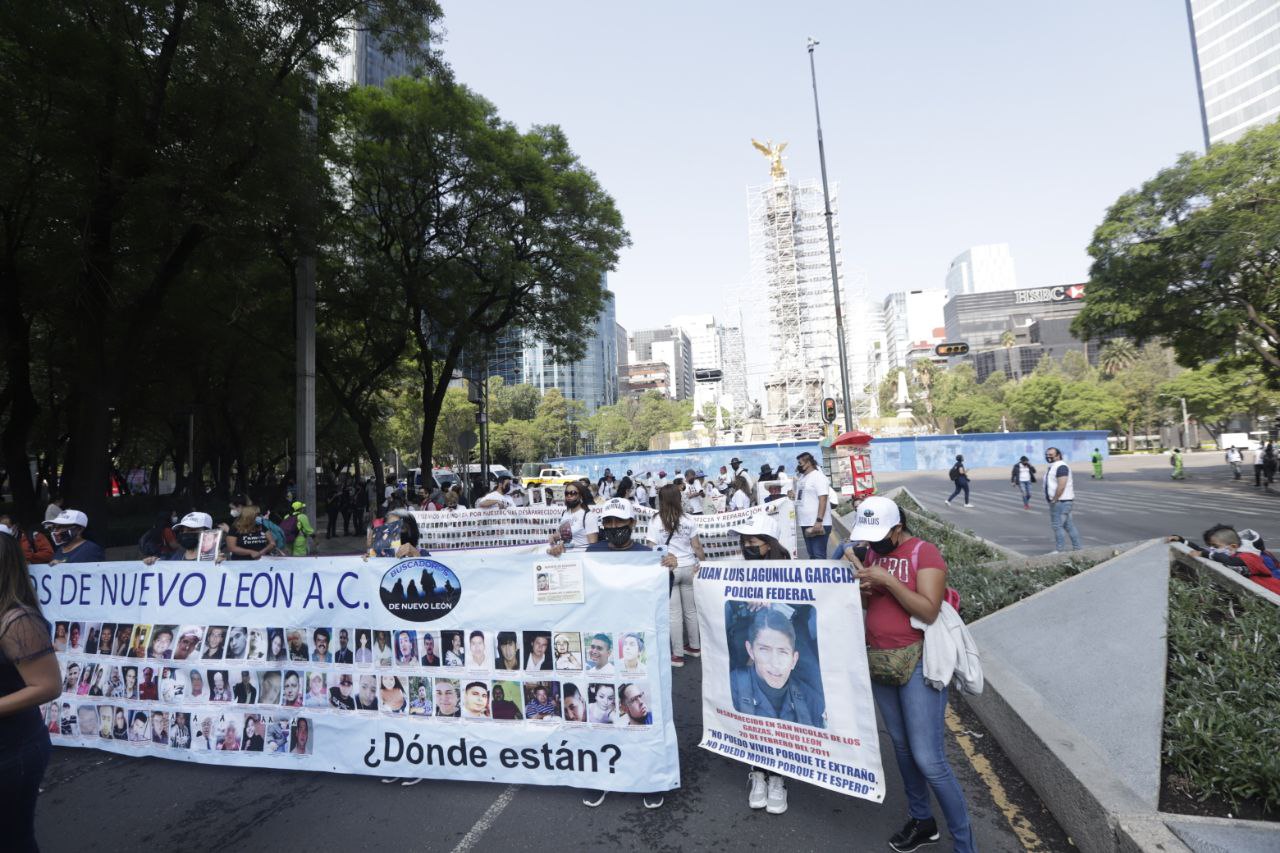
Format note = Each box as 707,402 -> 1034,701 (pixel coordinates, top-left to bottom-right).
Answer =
0,534 -> 61,851
649,485 -> 706,668
845,496 -> 975,853
546,483 -> 599,556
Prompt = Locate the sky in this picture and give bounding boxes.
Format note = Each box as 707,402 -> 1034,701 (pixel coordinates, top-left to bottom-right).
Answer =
437,1 -> 1206,333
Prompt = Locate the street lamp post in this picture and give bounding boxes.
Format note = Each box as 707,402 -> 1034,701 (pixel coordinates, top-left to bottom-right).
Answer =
807,37 -> 855,432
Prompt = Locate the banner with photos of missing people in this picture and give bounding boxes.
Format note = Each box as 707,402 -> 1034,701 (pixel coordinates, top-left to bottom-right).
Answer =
34,549 -> 679,792
412,498 -> 797,557
694,559 -> 886,803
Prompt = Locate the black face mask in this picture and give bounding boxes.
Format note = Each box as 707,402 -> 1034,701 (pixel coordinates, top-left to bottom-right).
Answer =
603,526 -> 632,548
869,537 -> 897,556
743,543 -> 770,560
177,532 -> 201,550
564,497 -> 579,508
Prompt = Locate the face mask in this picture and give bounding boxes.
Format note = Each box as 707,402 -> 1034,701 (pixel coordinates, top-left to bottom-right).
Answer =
602,526 -> 632,548
230,509 -> 241,518
254,515 -> 265,525
743,543 -> 770,560
170,515 -> 179,525
51,528 -> 74,546
869,537 -> 897,556
564,497 -> 579,508
177,532 -> 201,550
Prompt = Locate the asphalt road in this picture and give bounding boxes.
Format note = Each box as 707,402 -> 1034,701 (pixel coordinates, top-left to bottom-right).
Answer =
34,650 -> 1071,852
880,450 -> 1276,555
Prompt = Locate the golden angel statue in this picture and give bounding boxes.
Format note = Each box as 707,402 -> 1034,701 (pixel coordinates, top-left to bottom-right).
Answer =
751,138 -> 788,179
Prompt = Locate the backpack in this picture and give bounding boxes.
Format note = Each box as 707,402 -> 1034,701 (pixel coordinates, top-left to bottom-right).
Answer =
261,518 -> 288,553
949,463 -> 961,482
1169,455 -> 1177,467
279,513 -> 300,545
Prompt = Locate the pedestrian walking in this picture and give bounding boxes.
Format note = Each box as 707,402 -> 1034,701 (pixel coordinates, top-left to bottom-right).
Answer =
843,496 -> 977,853
1009,456 -> 1036,509
1090,447 -> 1104,480
1170,448 -> 1186,481
1263,443 -> 1276,491
945,455 -> 971,507
0,533 -> 62,853
1044,447 -> 1082,552
283,501 -> 315,556
1249,445 -> 1264,487
1226,446 -> 1243,480
325,488 -> 342,539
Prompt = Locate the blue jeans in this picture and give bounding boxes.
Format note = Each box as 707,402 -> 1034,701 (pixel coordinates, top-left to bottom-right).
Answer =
872,664 -> 975,853
0,734 -> 50,852
947,478 -> 969,503
1018,482 -> 1032,505
1049,499 -> 1082,550
803,525 -> 831,559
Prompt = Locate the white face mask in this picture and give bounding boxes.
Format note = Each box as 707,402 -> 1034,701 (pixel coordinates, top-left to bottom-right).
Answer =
230,509 -> 241,518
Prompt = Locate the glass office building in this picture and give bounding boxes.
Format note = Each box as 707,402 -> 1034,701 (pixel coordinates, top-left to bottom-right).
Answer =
1187,0 -> 1280,146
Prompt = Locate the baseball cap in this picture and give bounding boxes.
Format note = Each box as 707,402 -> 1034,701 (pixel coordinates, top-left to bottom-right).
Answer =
730,457 -> 742,465
730,512 -> 779,540
658,470 -> 667,478
174,512 -> 213,530
44,509 -> 89,528
600,498 -> 634,521
291,501 -> 306,511
764,480 -> 783,490
847,496 -> 902,543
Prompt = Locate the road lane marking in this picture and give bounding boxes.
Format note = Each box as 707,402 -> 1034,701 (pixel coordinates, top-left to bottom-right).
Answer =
946,707 -> 1046,851
450,784 -> 519,853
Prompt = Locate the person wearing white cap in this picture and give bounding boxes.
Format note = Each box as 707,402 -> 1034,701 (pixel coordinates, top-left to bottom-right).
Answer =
142,513 -> 216,565
843,495 -> 975,853
45,510 -> 105,565
584,500 -> 651,553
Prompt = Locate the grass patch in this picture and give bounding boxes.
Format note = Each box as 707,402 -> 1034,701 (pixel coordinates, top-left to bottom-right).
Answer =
1162,562 -> 1280,816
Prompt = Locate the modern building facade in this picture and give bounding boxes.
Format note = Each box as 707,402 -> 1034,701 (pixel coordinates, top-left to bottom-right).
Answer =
944,244 -> 1018,300
486,286 -> 619,414
627,327 -> 693,400
327,20 -> 425,87
943,283 -> 1095,381
882,289 -> 947,371
1187,0 -> 1280,148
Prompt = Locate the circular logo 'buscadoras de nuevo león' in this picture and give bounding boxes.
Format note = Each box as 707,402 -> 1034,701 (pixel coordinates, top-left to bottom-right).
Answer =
378,558 -> 461,622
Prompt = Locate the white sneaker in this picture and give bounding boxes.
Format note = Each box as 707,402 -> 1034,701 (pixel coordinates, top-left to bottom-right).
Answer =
963,503 -> 973,508
748,770 -> 768,809
582,789 -> 608,807
766,774 -> 788,814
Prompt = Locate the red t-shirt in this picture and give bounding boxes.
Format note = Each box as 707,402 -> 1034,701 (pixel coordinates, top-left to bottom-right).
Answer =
864,537 -> 947,650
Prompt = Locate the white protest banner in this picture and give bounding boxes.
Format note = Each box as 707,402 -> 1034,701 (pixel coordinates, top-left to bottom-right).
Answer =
412,499 -> 796,558
694,560 -> 885,803
34,550 -> 678,793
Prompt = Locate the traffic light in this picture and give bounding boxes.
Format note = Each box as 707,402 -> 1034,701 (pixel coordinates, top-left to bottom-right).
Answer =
822,397 -> 837,424
934,342 -> 970,357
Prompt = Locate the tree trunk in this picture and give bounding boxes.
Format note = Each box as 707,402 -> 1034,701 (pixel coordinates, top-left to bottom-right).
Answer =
0,288 -> 41,524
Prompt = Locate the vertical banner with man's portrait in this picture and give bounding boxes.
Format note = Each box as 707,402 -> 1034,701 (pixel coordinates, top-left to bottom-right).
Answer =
32,549 -> 678,793
694,560 -> 885,803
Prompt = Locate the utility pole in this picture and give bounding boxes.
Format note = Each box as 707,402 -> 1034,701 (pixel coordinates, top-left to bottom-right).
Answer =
294,79 -> 318,510
1181,397 -> 1192,449
807,37 -> 855,432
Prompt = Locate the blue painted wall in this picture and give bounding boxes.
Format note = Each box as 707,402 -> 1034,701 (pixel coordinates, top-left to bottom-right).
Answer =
548,431 -> 1111,480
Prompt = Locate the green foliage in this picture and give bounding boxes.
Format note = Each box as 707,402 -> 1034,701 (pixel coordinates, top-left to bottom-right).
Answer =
582,392 -> 693,452
1075,120 -> 1280,382
1158,362 -> 1280,438
1163,563 -> 1280,812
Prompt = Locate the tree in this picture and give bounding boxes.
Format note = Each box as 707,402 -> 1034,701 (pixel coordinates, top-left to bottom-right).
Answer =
1158,363 -> 1280,439
336,77 -> 627,489
1075,120 -> 1280,382
1098,339 -> 1137,377
0,1 -> 441,522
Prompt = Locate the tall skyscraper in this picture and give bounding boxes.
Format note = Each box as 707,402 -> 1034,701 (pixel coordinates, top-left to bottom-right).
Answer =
329,24 -> 423,87
745,142 -> 850,437
670,313 -> 732,414
944,244 -> 1018,300
1187,0 -> 1280,148
883,289 -> 947,371
485,285 -> 619,414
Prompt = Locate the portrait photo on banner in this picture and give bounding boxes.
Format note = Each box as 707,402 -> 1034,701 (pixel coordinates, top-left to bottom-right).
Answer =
725,601 -> 826,730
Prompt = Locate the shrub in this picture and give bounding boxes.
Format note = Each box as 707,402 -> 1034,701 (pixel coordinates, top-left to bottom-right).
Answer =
1163,564 -> 1280,812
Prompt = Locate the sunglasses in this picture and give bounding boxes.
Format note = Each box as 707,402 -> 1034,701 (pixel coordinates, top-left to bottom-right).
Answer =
564,491 -> 579,496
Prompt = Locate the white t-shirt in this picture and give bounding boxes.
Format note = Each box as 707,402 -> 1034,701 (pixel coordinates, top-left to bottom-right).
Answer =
796,468 -> 833,526
558,507 -> 599,547
1045,460 -> 1075,501
599,480 -> 615,499
647,514 -> 700,567
477,490 -> 515,509
682,479 -> 705,514
1248,448 -> 1262,465
728,490 -> 752,512
1017,463 -> 1032,483
633,483 -> 649,505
